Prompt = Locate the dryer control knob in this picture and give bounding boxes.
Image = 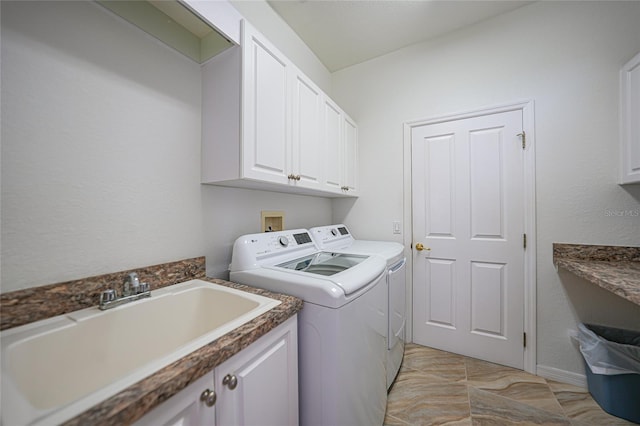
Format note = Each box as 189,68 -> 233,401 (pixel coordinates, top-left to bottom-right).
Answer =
331,228 -> 339,236
278,236 -> 289,247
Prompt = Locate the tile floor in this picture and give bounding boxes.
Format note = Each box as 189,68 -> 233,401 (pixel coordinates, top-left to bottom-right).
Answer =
385,343 -> 638,425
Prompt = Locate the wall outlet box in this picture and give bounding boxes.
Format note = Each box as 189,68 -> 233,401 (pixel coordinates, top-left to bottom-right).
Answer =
261,211 -> 285,232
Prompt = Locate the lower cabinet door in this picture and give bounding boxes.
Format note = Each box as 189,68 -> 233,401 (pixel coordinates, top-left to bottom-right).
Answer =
134,373 -> 216,426
215,316 -> 298,426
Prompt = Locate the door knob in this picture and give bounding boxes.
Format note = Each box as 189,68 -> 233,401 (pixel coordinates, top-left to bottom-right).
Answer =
415,243 -> 430,251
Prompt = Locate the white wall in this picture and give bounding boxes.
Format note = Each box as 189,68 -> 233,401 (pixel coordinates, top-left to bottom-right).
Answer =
0,1 -> 331,292
331,1 -> 640,378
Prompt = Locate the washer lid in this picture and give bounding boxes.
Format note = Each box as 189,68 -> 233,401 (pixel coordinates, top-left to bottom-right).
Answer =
276,252 -> 368,276
348,240 -> 405,265
267,252 -> 386,296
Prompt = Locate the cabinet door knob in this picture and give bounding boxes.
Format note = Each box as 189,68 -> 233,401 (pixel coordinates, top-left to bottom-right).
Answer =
222,374 -> 238,390
200,389 -> 217,407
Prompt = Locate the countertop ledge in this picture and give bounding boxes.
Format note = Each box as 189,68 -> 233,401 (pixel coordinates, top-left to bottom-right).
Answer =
553,243 -> 640,306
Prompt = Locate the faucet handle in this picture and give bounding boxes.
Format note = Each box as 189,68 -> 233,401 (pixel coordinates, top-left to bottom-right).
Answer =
139,282 -> 150,293
100,289 -> 117,305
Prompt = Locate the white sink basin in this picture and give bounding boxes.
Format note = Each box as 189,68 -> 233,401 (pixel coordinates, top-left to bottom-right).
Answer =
1,279 -> 281,426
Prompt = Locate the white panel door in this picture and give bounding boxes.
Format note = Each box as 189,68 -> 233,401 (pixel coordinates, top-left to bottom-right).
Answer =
342,115 -> 359,195
292,72 -> 322,189
412,110 -> 525,369
322,97 -> 343,192
242,24 -> 290,184
620,51 -> 640,183
215,317 -> 298,426
133,373 -> 215,426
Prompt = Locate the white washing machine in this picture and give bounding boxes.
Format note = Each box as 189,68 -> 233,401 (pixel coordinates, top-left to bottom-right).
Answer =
309,224 -> 406,389
229,229 -> 388,426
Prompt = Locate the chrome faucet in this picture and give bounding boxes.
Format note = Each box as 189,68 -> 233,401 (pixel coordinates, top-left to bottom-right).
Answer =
123,272 -> 140,296
99,272 -> 151,310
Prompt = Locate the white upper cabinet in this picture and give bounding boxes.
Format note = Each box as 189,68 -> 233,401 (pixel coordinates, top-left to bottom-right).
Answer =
322,97 -> 344,193
321,97 -> 359,196
242,25 -> 291,185
291,71 -> 324,190
343,114 -> 359,195
201,20 -> 358,197
620,51 -> 640,184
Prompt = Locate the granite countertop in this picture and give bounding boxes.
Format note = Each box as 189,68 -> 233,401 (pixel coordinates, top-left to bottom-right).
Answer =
0,257 -> 303,426
553,243 -> 640,306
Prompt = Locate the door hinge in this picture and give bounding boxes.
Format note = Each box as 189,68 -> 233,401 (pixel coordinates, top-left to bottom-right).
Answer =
523,332 -> 527,348
523,233 -> 527,249
517,131 -> 526,149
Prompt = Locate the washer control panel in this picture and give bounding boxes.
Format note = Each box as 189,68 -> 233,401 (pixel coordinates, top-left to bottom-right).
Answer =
230,229 -> 321,271
257,232 -> 312,254
308,224 -> 354,248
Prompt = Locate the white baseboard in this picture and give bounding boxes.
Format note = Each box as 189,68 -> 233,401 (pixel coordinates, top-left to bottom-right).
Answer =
536,364 -> 587,388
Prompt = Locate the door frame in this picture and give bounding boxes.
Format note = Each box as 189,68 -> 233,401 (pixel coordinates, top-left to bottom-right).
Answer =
402,100 -> 537,374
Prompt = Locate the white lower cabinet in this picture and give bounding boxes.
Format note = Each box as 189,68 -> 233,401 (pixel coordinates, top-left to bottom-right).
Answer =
134,373 -> 216,426
135,316 -> 298,426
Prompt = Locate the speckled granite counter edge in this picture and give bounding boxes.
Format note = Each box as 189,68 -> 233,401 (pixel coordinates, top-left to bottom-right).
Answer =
1,257 -> 207,331
553,243 -> 640,262
0,258 -> 303,426
553,243 -> 640,306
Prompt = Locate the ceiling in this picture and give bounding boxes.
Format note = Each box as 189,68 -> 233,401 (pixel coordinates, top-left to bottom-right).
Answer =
267,0 -> 533,72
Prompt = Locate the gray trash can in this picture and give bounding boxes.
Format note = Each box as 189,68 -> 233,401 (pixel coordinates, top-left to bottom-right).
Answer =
576,323 -> 640,423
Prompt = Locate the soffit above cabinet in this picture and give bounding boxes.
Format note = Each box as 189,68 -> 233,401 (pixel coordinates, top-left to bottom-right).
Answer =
97,0 -> 234,64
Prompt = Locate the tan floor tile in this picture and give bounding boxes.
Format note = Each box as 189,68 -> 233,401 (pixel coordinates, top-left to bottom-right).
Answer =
546,379 -> 588,394
389,344 -> 637,426
552,385 -> 637,426
384,412 -> 412,426
471,380 -> 565,416
403,343 -> 467,382
386,368 -> 470,426
465,357 -> 547,387
469,387 -> 571,425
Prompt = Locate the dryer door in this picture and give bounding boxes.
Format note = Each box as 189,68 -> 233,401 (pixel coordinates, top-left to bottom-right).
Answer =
387,258 -> 407,388
388,258 -> 407,351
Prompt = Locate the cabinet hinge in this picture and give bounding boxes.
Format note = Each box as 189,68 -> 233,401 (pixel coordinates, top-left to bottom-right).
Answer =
523,332 -> 527,348
517,131 -> 526,149
523,233 -> 527,249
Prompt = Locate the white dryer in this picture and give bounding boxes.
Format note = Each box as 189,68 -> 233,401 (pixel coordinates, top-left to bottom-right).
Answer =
229,229 -> 388,426
309,224 -> 406,389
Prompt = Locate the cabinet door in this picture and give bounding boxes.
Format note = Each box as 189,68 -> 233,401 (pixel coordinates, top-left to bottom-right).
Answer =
342,114 -> 359,195
134,373 -> 216,426
620,51 -> 640,184
292,71 -> 323,189
322,98 -> 344,193
215,317 -> 298,426
242,22 -> 290,185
